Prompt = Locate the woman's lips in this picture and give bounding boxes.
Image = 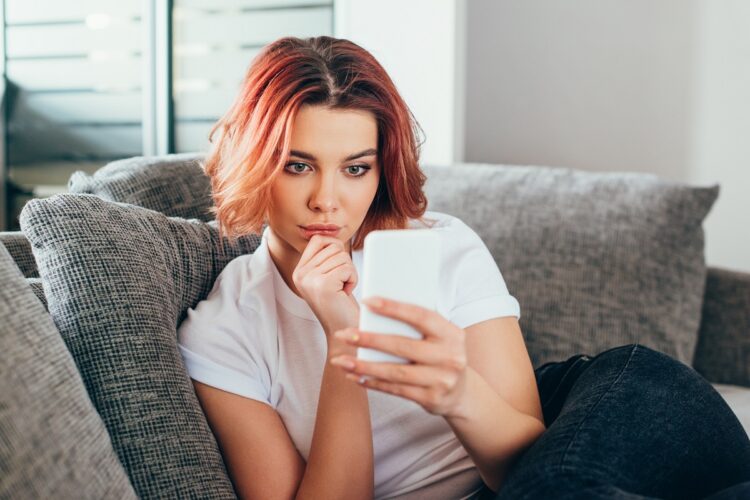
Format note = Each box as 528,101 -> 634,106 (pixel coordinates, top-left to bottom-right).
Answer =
299,226 -> 341,239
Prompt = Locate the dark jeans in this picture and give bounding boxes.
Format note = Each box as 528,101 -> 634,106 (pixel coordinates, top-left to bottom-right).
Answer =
469,343 -> 750,500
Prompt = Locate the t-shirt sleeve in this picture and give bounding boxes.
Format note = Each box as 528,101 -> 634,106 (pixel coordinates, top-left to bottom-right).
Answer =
444,218 -> 521,329
177,263 -> 274,407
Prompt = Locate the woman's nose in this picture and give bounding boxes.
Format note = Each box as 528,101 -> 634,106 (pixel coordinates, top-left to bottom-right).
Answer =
309,176 -> 338,212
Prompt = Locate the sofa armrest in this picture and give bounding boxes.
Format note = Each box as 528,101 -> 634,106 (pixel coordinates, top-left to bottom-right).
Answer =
0,231 -> 38,278
693,267 -> 750,388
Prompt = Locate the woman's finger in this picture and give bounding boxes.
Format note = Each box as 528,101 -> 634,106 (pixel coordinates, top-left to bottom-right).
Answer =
330,262 -> 358,292
335,328 -> 446,366
297,234 -> 344,268
339,357 -> 455,389
347,375 -> 430,405
363,297 -> 448,340
317,252 -> 352,275
303,243 -> 343,270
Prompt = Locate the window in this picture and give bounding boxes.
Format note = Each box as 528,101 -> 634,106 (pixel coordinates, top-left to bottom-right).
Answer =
173,0 -> 333,153
0,0 -> 334,230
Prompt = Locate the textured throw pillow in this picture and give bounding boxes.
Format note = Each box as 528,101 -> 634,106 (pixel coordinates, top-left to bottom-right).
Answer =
26,277 -> 47,310
0,231 -> 38,278
67,152 -> 213,221
20,194 -> 261,499
421,163 -> 718,368
0,244 -> 137,499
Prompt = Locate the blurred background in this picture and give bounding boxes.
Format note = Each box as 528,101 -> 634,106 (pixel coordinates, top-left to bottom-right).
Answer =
0,0 -> 748,272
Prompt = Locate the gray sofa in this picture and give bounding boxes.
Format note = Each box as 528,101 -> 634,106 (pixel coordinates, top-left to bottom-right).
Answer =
1,152 -> 749,499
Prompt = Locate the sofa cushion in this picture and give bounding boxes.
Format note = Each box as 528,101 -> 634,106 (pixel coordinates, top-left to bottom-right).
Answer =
19,194 -> 261,499
0,231 -> 38,278
0,243 -> 137,499
26,277 -> 47,310
694,268 -> 750,387
422,163 -> 718,368
68,152 -> 213,221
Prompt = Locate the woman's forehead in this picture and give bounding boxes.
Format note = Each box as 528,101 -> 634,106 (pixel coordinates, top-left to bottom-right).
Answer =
288,106 -> 377,161
292,105 -> 377,134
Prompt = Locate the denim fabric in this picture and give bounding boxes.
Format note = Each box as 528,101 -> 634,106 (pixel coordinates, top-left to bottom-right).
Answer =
468,343 -> 750,500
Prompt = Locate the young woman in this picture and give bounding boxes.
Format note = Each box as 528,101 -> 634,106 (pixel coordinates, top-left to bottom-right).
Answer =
176,36 -> 750,500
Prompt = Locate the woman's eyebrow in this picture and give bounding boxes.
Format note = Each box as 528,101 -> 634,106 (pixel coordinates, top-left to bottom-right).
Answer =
289,148 -> 377,161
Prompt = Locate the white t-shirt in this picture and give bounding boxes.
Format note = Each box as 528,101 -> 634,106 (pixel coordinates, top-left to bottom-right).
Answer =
177,210 -> 520,499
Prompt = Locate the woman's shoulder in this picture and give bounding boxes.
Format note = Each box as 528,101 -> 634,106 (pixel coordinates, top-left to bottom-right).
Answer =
407,211 -> 491,270
214,252 -> 256,286
411,210 -> 478,241
410,210 -> 462,229
178,248 -> 277,347
211,248 -> 275,306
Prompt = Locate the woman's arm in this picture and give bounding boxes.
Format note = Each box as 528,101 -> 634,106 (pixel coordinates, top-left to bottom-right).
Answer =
286,234 -> 374,499
445,366 -> 546,493
295,329 -> 374,500
446,315 -> 545,492
191,331 -> 374,500
328,298 -> 546,495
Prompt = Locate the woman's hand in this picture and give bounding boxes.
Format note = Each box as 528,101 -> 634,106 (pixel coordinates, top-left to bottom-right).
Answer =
328,296 -> 470,418
293,233 -> 360,334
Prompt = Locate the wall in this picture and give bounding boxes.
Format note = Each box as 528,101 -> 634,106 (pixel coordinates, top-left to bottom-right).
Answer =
688,1 -> 750,272
466,0 -> 750,272
334,0 -> 466,166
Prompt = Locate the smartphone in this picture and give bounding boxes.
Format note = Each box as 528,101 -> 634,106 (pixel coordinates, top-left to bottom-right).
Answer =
357,228 -> 440,364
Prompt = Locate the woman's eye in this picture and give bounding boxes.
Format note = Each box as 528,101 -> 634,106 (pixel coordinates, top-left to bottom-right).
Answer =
285,162 -> 309,173
284,162 -> 370,177
347,165 -> 371,177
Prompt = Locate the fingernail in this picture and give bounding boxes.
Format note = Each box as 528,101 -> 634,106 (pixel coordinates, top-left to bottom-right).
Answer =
346,373 -> 367,384
330,357 -> 355,369
335,329 -> 359,342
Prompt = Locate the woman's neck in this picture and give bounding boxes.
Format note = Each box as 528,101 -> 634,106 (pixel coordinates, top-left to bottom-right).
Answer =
267,233 -> 303,298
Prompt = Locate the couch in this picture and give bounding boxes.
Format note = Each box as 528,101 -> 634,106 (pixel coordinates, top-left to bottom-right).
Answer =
1,152 -> 748,498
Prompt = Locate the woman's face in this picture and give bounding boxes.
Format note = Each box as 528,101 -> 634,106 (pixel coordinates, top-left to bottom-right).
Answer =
267,104 -> 380,256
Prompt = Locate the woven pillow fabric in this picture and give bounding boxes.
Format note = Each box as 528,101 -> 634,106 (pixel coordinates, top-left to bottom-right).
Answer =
0,231 -> 38,278
68,152 -> 213,221
26,277 -> 47,310
19,194 -> 261,499
421,163 -> 718,368
0,243 -> 137,499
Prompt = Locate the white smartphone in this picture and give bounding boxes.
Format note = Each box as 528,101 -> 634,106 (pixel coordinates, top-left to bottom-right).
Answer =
357,228 -> 440,364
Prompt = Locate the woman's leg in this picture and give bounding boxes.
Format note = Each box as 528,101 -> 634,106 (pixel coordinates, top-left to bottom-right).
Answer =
494,343 -> 750,500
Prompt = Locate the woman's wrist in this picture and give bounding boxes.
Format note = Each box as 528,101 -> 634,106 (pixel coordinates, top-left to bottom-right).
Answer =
318,302 -> 359,337
327,336 -> 358,359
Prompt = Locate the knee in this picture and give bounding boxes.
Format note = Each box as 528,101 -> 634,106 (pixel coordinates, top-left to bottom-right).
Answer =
626,343 -> 702,384
599,343 -> 741,426
586,342 -> 640,376
583,342 -> 717,410
595,343 -> 690,381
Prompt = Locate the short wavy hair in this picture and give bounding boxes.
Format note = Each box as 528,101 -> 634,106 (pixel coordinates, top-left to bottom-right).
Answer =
203,35 -> 433,250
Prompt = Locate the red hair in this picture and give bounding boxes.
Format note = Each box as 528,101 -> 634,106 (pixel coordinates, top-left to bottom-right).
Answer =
203,36 -> 434,251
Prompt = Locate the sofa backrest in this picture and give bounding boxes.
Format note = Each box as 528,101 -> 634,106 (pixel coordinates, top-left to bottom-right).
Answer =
693,268 -> 750,387
3,153 -> 747,387
420,162 -> 716,368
